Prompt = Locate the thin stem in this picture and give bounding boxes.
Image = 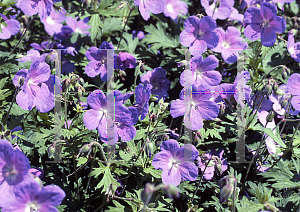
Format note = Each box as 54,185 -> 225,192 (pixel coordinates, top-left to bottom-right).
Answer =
253,42 -> 262,71
4,87 -> 20,125
242,122 -> 269,190
253,65 -> 283,90
119,113 -> 152,196
9,14 -> 37,57
64,93 -> 68,129
81,147 -> 97,202
117,7 -> 133,50
190,158 -> 212,204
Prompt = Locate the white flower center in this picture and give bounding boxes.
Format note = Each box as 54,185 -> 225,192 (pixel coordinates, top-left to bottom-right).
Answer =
222,41 -> 230,49
46,16 -> 55,25
25,201 -> 40,212
289,46 -> 296,55
167,4 -> 174,13
169,158 -> 178,170
75,28 -> 82,33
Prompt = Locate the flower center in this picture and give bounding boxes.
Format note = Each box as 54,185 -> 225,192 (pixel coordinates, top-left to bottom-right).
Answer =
46,16 -> 55,25
261,19 -> 270,29
75,28 -> 82,33
167,4 -> 174,13
3,165 -> 18,178
26,201 -> 40,212
169,158 -> 178,172
198,31 -> 204,39
222,41 -> 230,49
289,46 -> 296,55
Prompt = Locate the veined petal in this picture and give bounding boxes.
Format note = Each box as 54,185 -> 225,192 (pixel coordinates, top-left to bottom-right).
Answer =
178,162 -> 198,182
145,0 -> 164,14
161,168 -> 181,186
261,26 -> 277,47
83,109 -> 103,130
269,16 -> 286,33
260,2 -> 277,21
244,24 -> 261,41
152,151 -> 173,170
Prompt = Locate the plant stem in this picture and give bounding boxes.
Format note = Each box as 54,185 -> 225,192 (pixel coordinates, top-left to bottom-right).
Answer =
117,6 -> 133,50
190,158 -> 212,204
4,87 -> 20,125
9,14 -> 37,57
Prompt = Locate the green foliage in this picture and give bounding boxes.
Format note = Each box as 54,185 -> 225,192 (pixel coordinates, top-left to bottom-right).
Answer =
142,22 -> 180,54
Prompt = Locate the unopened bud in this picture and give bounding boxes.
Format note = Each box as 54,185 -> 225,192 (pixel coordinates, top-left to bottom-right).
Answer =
281,99 -> 288,108
145,140 -> 154,158
282,71 -> 288,80
120,70 -> 126,77
163,134 -> 170,141
163,184 -> 180,199
265,84 -> 272,96
79,142 -> 94,155
17,77 -> 25,87
48,144 -> 55,158
266,110 -> 275,122
150,95 -> 159,101
219,181 -> 234,203
141,183 -> 155,205
275,89 -> 285,96
215,163 -> 223,176
273,83 -> 278,92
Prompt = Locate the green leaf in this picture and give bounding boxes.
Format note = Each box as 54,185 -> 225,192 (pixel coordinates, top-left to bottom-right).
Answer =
264,128 -> 286,148
143,167 -> 162,178
143,22 -> 180,53
88,14 -> 102,42
117,32 -> 139,55
101,17 -> 123,36
95,166 -> 120,194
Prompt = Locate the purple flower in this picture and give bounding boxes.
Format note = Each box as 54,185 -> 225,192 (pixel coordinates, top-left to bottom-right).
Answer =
19,0 -> 53,18
1,178 -> 65,211
30,41 -> 54,51
134,0 -> 164,21
140,67 -> 171,101
13,57 -> 54,113
152,139 -> 199,186
179,16 -> 219,55
269,84 -> 297,115
244,2 -> 286,47
132,30 -> 145,39
135,83 -> 153,120
170,84 -> 220,130
0,14 -> 20,40
233,70 -> 252,108
163,0 -> 188,20
287,32 -> 300,62
17,50 -> 40,63
196,149 -> 228,180
0,139 -> 32,207
83,90 -> 138,143
201,0 -> 234,20
180,55 -> 221,87
211,27 -> 248,64
115,52 -> 137,71
40,8 -> 65,36
228,8 -> 244,23
66,16 -> 91,35
287,73 -> 300,111
85,41 -> 114,80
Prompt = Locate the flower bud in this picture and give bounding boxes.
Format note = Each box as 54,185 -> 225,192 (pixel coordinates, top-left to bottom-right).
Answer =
273,83 -> 278,92
275,89 -> 285,96
219,181 -> 234,203
150,95 -> 159,101
266,110 -> 275,123
281,99 -> 288,108
141,183 -> 155,205
48,144 -> 55,158
265,84 -> 272,96
79,142 -> 94,155
282,71 -> 288,80
163,184 -> 180,199
215,163 -> 223,176
145,140 -> 154,158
